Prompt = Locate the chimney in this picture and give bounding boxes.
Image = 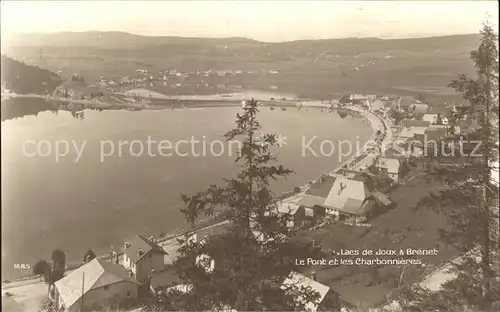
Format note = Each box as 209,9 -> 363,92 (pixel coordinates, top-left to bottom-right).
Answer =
124,242 -> 131,249
311,271 -> 317,281
138,248 -> 144,257
338,182 -> 346,195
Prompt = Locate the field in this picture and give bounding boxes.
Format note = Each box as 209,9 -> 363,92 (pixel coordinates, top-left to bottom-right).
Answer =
3,32 -> 478,105
294,175 -> 457,308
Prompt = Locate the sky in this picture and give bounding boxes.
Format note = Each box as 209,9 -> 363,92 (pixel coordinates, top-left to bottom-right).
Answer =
1,0 -> 498,42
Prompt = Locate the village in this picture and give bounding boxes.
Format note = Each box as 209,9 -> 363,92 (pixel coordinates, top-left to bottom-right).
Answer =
2,90 -> 480,312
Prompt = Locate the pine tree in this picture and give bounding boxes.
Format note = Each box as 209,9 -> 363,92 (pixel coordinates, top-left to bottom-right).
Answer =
148,99 -> 329,311
399,21 -> 499,311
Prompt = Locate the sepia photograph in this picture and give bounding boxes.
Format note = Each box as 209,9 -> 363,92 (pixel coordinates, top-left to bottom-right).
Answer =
1,1 -> 499,311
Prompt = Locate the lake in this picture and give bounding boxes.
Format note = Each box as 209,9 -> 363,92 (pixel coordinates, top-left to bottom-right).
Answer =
1,100 -> 372,280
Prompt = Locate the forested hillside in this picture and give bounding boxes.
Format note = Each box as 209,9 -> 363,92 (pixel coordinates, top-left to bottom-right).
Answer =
1,55 -> 62,94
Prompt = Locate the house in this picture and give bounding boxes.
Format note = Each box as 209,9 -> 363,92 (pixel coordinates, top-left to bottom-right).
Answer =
399,119 -> 431,139
268,202 -> 305,228
397,96 -> 418,111
323,177 -> 376,221
52,258 -> 140,312
53,81 -> 90,100
413,127 -> 448,157
375,157 -> 402,183
297,194 -> 330,211
400,126 -> 428,139
400,119 -> 431,128
281,271 -> 332,312
350,94 -> 368,105
353,155 -> 377,171
123,235 -> 167,282
382,146 -> 409,160
408,103 -> 429,117
333,169 -> 373,187
370,99 -> 385,111
371,190 -> 396,209
423,113 -> 449,126
415,127 -> 448,144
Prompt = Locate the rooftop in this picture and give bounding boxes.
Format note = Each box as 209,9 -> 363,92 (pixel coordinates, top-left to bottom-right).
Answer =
297,194 -> 328,208
124,235 -> 167,263
323,177 -> 370,213
54,258 -> 140,309
281,271 -> 330,312
305,175 -> 337,198
400,119 -> 431,128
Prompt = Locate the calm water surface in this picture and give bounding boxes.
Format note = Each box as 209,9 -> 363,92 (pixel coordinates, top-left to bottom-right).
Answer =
1,102 -> 372,280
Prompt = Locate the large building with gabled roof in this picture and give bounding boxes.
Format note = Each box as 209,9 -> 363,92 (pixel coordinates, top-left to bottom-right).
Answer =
52,258 -> 140,312
122,235 -> 167,282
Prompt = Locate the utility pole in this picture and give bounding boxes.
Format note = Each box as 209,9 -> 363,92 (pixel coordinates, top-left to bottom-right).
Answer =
39,48 -> 43,65
80,271 -> 85,312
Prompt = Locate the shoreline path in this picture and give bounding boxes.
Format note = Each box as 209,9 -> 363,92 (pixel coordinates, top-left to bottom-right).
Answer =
2,98 -> 393,312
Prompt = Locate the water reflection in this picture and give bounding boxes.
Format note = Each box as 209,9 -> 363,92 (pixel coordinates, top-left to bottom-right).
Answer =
1,98 -> 123,122
1,98 -> 57,121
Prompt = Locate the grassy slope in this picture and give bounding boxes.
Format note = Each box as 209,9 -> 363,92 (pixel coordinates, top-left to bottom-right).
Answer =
3,32 -> 477,104
295,175 -> 457,308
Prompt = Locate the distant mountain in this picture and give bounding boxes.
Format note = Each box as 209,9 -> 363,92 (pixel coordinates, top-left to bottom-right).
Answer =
1,31 -> 479,101
5,31 -> 258,49
1,55 -> 62,94
4,31 -> 478,53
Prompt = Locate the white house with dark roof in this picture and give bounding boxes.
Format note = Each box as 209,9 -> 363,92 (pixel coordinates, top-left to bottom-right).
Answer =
323,177 -> 375,220
52,258 -> 140,312
375,157 -> 402,183
123,235 -> 167,282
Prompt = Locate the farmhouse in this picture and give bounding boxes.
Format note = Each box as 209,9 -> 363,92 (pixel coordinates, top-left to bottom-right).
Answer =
323,177 -> 376,221
267,202 -> 306,228
52,258 -> 140,312
375,157 -> 402,183
122,235 -> 167,282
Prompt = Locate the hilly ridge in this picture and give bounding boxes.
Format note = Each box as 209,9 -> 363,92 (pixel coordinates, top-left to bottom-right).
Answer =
2,31 -> 479,102
1,55 -> 62,94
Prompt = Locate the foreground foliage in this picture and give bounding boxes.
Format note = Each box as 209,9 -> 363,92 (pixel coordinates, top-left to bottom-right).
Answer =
399,21 -> 499,312
148,99 -> 330,311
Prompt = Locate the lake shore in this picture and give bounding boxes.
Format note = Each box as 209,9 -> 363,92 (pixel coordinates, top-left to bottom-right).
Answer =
1,91 -> 389,289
